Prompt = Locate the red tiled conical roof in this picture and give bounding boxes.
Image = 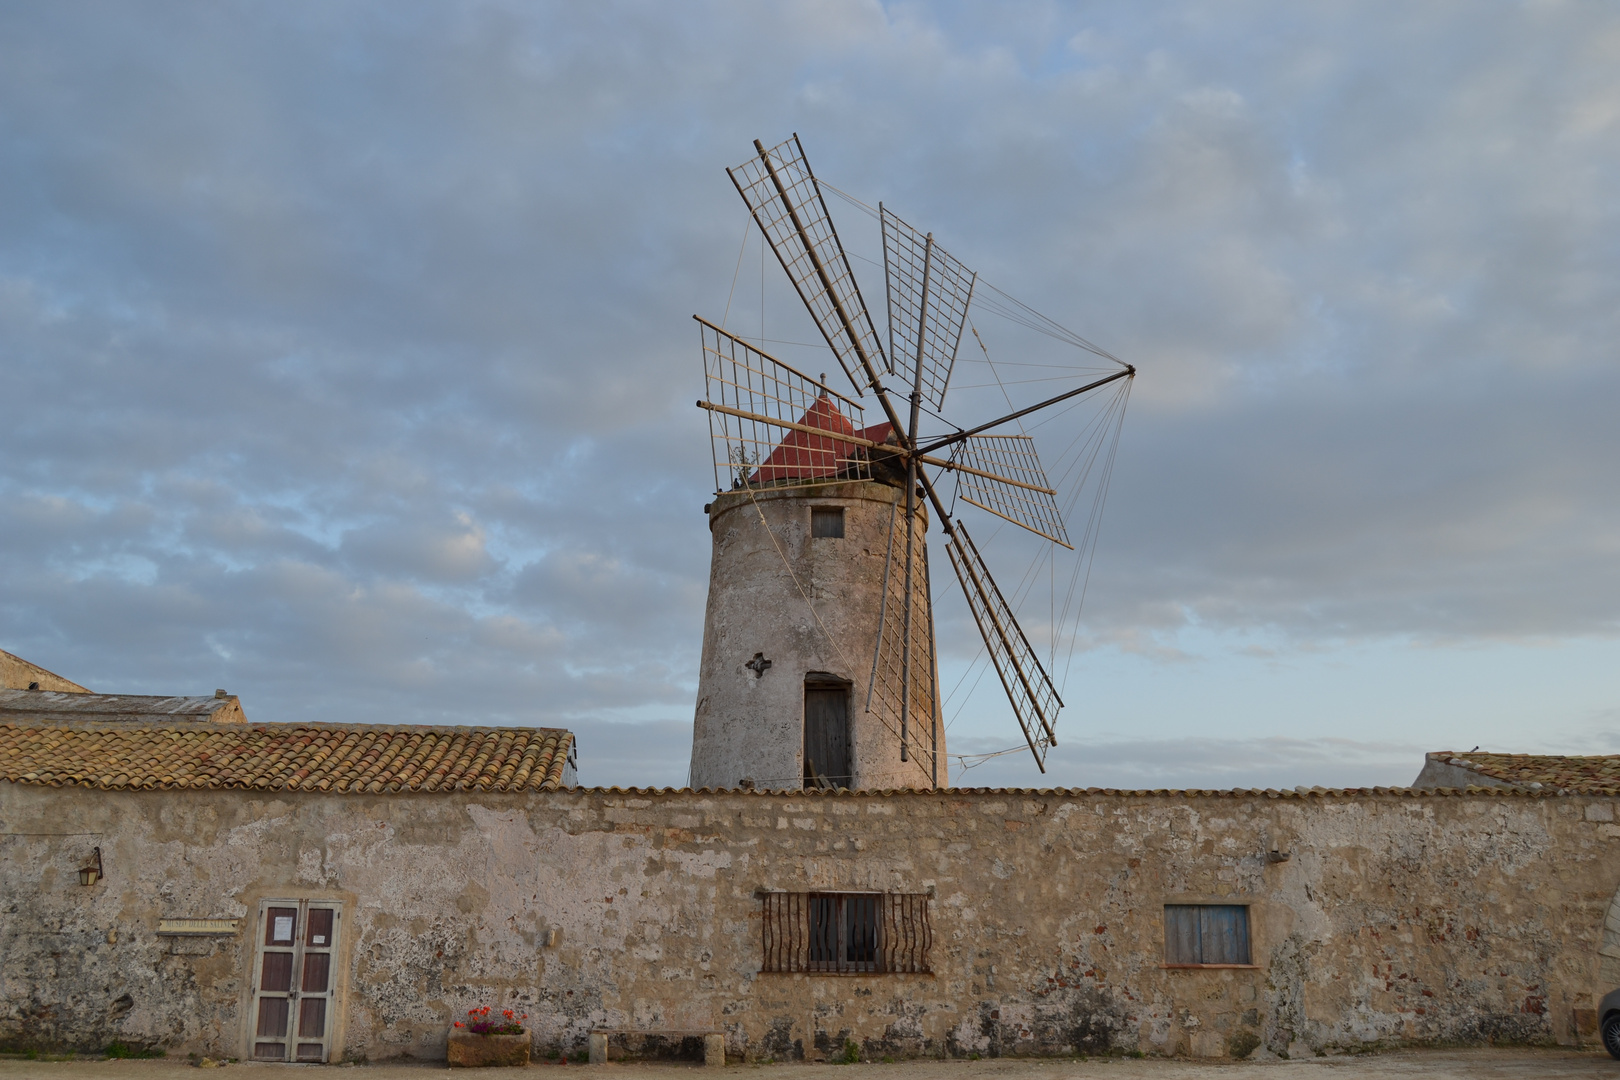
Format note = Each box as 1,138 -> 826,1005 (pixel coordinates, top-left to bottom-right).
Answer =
751,396 -> 862,483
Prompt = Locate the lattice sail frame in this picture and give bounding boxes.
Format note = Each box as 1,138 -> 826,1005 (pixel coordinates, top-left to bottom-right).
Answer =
952,434 -> 1072,548
864,497 -> 941,784
697,317 -> 871,492
944,522 -> 1063,772
882,205 -> 976,411
728,136 -> 889,393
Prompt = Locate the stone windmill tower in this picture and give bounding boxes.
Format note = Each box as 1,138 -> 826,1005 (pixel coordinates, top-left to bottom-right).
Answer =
691,416 -> 938,792
688,136 -> 1135,792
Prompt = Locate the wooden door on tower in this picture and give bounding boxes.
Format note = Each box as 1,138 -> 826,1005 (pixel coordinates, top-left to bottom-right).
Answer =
804,685 -> 851,788
250,899 -> 341,1062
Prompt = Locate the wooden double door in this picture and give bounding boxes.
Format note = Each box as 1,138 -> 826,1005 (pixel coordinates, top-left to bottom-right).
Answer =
250,899 -> 341,1062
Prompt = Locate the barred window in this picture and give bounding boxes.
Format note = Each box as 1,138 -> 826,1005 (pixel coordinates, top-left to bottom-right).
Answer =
760,891 -> 931,974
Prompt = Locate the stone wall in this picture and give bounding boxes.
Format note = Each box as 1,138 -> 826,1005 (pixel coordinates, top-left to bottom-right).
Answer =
1,783 -> 1616,1061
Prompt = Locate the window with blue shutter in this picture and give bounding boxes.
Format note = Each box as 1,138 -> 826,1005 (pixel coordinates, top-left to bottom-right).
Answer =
1163,904 -> 1252,966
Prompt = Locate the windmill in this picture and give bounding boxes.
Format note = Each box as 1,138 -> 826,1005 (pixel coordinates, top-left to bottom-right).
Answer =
688,135 -> 1133,791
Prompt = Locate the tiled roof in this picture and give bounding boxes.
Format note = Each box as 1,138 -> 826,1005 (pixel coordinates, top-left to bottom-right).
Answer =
1428,752 -> 1620,795
0,723 -> 574,793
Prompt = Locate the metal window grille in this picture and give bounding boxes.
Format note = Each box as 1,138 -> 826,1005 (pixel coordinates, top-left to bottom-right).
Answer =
760,892 -> 932,974
1164,904 -> 1251,966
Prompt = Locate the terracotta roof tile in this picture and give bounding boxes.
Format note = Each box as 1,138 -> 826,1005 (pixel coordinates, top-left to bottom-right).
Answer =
1429,751 -> 1620,794
0,722 -> 574,793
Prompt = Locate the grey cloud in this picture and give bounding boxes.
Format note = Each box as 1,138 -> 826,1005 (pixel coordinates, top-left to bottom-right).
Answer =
340,513 -> 494,584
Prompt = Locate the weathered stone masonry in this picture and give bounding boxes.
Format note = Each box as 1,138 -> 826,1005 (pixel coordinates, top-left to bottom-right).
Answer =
2,783 -> 1617,1060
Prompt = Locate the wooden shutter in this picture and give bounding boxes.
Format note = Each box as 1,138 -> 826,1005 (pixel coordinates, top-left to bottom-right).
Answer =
1164,905 -> 1200,965
1164,904 -> 1250,965
250,900 -> 341,1061
1199,905 -> 1251,965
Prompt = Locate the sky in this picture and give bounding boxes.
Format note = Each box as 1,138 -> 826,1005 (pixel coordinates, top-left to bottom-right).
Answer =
2,1 -> 1617,790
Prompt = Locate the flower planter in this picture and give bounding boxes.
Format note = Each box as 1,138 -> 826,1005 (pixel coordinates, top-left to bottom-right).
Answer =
448,1029 -> 531,1068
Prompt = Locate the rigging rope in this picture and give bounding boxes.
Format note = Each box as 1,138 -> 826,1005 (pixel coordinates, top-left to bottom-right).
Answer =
951,739 -> 1050,772
719,213 -> 752,333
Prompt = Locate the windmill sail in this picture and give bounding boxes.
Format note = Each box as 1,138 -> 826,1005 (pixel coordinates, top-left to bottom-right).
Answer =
950,434 -> 1072,548
695,317 -> 872,491
865,498 -> 941,784
944,522 -> 1063,772
728,136 -> 889,393
881,205 -> 976,411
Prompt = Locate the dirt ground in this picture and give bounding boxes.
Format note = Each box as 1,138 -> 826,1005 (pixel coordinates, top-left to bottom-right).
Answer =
0,1050 -> 1615,1079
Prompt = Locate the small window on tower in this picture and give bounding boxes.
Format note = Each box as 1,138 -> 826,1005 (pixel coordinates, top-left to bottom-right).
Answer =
811,507 -> 845,538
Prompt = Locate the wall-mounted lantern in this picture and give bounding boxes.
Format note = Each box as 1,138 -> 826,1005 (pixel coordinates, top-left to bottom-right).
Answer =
79,846 -> 104,887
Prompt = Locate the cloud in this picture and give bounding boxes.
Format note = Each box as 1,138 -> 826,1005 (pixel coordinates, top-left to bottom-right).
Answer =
341,512 -> 493,583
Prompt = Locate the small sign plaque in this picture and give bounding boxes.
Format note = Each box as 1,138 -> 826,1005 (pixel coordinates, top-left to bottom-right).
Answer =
157,918 -> 240,937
